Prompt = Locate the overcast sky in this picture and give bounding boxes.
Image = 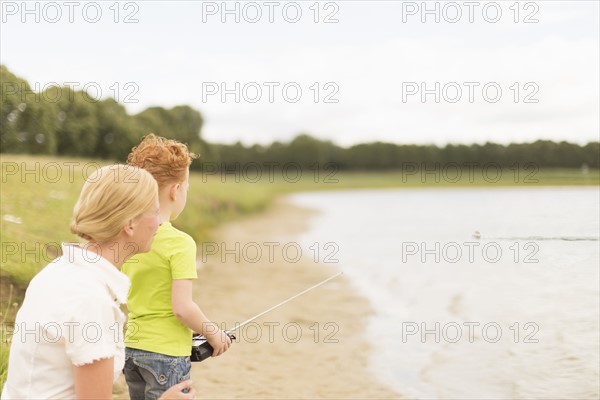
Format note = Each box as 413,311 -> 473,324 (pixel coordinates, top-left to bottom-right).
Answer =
1,1 -> 598,146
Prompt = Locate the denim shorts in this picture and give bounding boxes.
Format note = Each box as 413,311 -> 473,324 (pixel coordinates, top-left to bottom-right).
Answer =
123,347 -> 191,400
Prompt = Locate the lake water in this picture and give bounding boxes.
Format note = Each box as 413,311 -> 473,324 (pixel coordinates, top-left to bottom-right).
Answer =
290,187 -> 599,399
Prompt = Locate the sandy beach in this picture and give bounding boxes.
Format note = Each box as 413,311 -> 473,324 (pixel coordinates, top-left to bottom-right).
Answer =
115,196 -> 400,399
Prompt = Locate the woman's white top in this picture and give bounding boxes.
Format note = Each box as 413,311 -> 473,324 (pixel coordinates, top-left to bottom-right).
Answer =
1,243 -> 130,399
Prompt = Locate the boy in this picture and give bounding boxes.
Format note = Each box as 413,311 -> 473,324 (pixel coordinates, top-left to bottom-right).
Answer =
122,134 -> 231,400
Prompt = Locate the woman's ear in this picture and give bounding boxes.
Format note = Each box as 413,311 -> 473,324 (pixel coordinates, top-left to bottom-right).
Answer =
123,220 -> 135,237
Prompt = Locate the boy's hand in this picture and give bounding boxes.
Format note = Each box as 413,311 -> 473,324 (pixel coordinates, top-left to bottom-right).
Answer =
206,329 -> 232,357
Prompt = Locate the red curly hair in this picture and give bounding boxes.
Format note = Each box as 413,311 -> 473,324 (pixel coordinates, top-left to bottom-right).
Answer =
127,133 -> 198,188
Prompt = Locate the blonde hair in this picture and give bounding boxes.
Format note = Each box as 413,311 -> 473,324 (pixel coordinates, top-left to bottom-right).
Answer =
127,133 -> 198,188
70,164 -> 158,244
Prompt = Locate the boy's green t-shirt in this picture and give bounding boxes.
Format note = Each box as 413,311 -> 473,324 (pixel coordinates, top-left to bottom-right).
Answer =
122,221 -> 198,356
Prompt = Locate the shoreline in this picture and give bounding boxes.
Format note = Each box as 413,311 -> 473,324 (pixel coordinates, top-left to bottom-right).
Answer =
189,196 -> 401,399
112,195 -> 401,398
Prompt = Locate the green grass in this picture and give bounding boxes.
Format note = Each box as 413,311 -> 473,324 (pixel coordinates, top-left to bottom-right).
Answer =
0,154 -> 598,389
1,155 -> 598,285
1,155 -> 598,286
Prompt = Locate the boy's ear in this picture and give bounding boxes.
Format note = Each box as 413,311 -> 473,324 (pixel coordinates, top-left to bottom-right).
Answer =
169,183 -> 180,201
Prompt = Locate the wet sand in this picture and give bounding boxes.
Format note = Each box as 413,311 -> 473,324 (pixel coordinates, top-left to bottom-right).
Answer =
114,197 -> 400,399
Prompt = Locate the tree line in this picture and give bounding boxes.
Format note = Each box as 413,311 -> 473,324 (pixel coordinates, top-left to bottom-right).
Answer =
0,65 -> 207,161
1,65 -> 598,170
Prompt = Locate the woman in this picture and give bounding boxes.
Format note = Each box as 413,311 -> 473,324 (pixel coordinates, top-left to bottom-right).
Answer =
1,164 -> 195,399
